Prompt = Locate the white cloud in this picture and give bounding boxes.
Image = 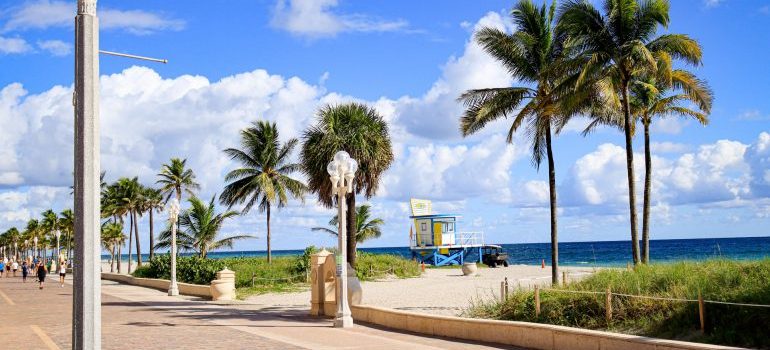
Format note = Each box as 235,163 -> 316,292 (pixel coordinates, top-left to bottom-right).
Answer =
37,39 -> 71,56
704,0 -> 725,8
3,1 -> 184,35
0,36 -> 31,54
650,141 -> 691,154
271,0 -> 410,38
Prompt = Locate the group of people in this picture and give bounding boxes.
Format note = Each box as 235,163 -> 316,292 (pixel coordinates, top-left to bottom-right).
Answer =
0,256 -> 67,289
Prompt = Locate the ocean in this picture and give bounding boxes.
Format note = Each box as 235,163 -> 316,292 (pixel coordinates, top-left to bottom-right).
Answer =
105,236 -> 770,267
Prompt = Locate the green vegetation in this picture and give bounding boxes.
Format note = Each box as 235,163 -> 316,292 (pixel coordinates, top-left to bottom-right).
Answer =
133,248 -> 421,298
312,204 -> 385,243
354,252 -> 421,281
465,259 -> 770,348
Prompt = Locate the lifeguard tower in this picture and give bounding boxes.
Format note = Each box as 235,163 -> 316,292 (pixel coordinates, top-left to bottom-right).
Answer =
408,198 -> 484,266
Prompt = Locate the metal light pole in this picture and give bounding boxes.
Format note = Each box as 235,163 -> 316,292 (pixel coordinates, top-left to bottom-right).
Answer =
34,236 -> 38,259
327,151 -> 357,328
56,230 -> 61,262
14,242 -> 17,261
167,198 -> 180,296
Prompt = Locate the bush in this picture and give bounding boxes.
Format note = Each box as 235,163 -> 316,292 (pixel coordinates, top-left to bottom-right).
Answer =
464,259 -> 770,348
132,254 -> 225,285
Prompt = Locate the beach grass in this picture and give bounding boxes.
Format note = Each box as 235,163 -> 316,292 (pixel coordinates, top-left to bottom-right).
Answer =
464,259 -> 770,348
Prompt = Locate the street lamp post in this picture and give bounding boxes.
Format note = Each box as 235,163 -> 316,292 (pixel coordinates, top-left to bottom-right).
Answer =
34,236 -> 38,259
327,151 -> 358,328
167,198 -> 180,296
14,242 -> 18,261
56,230 -> 61,263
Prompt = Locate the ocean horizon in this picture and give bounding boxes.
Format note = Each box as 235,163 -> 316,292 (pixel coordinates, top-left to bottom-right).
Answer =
104,236 -> 770,267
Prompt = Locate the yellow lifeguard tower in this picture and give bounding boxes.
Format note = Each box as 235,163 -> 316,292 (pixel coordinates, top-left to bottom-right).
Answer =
409,199 -> 484,266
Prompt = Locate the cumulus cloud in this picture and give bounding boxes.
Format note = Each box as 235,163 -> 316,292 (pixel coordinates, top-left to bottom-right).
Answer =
271,0 -> 410,38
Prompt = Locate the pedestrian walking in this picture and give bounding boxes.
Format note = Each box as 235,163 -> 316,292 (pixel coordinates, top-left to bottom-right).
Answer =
36,261 -> 47,290
0,260 -> 5,278
11,260 -> 18,277
59,263 -> 67,287
21,261 -> 28,282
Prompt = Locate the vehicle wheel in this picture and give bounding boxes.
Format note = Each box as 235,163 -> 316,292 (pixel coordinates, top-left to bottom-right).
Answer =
503,261 -> 509,267
490,261 -> 497,268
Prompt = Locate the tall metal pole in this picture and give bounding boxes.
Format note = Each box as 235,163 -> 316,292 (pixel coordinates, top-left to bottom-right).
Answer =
74,0 -> 101,349
168,199 -> 180,296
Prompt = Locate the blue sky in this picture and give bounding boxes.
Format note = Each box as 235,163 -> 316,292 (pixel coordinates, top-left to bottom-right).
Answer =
1,0 -> 769,253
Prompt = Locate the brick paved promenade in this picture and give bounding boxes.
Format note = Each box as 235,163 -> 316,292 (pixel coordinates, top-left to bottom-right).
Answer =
0,274 -> 518,349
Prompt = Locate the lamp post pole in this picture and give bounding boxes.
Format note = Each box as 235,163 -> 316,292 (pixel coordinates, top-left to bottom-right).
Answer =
327,151 -> 357,328
73,0 -> 101,349
168,199 -> 180,296
34,236 -> 38,259
56,230 -> 61,262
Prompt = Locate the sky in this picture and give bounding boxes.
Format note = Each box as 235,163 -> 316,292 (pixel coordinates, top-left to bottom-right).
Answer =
0,0 -> 769,254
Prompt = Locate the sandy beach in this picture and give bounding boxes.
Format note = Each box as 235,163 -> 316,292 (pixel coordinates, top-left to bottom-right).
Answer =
246,264 -> 597,316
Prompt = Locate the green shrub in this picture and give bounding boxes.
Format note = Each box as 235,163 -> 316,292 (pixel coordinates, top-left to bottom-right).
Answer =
464,259 -> 770,348
132,254 -> 224,285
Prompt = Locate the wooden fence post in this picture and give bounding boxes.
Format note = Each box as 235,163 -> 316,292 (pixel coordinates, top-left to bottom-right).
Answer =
501,281 -> 505,301
504,277 -> 509,299
698,291 -> 705,334
534,285 -> 541,317
605,287 -> 612,325
251,272 -> 255,288
562,271 -> 566,287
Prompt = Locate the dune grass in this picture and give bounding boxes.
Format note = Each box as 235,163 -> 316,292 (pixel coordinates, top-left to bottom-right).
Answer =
464,259 -> 770,348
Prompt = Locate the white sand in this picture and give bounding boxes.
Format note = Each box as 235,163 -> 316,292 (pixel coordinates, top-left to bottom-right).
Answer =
246,265 -> 597,316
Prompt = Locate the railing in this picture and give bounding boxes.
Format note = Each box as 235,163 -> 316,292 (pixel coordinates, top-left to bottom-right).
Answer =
409,231 -> 484,248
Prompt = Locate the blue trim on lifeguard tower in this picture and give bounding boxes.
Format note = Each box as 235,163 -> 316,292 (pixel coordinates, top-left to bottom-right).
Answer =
408,199 -> 484,266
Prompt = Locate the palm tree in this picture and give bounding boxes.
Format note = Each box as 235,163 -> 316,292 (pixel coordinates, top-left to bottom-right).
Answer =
59,209 -> 74,264
143,187 -> 164,261
558,0 -> 703,265
157,158 -> 200,204
312,204 -> 385,244
220,121 -> 306,263
301,103 -> 394,268
457,0 -> 590,284
41,209 -> 60,258
632,69 -> 712,262
101,221 -> 125,273
1,228 -> 20,259
156,196 -> 253,258
24,219 -> 41,258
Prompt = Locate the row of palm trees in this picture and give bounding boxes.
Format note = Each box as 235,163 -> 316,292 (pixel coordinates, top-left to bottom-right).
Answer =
0,208 -> 75,263
460,0 -> 713,283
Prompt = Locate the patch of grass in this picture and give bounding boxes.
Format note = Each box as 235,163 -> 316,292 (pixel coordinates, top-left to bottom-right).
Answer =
222,256 -> 311,298
464,259 -> 770,348
355,252 -> 422,281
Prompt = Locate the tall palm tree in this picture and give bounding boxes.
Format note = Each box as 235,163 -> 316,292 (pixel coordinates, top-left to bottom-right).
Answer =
312,204 -> 385,244
1,228 -> 20,259
301,103 -> 394,268
457,0 -> 589,284
157,158 -> 200,204
558,0 -> 703,265
24,219 -> 41,258
41,209 -> 61,260
632,69 -> 712,262
143,187 -> 164,261
157,196 -> 253,258
220,121 -> 306,263
101,221 -> 125,273
59,209 -> 74,263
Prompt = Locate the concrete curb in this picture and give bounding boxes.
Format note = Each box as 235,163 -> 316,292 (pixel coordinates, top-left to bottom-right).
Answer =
101,273 -> 211,299
350,305 -> 747,350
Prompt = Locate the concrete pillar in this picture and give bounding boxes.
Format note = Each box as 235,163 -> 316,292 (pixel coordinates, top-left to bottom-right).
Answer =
210,268 -> 236,301
310,249 -> 332,316
73,1 -> 101,349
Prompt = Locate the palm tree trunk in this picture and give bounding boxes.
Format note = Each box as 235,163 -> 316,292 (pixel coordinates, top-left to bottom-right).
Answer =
117,243 -> 122,273
545,124 -> 559,285
622,83 -> 641,265
134,211 -> 142,267
128,213 -> 133,273
642,118 -> 652,264
110,244 -> 115,273
149,210 -> 155,261
266,204 -> 272,264
346,193 -> 357,269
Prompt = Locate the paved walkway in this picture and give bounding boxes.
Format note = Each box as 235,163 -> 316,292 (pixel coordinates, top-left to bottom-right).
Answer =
0,274 -> 520,349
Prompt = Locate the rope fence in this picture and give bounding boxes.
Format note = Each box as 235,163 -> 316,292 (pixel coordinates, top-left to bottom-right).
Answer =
496,277 -> 770,334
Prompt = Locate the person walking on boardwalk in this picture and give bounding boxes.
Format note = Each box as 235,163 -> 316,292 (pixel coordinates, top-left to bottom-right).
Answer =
36,260 -> 47,289
11,260 -> 18,277
21,261 -> 28,282
0,259 -> 5,278
58,262 -> 67,287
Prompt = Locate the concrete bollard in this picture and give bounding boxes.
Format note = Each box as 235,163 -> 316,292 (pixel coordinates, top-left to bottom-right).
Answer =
310,249 -> 332,316
210,267 -> 236,301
